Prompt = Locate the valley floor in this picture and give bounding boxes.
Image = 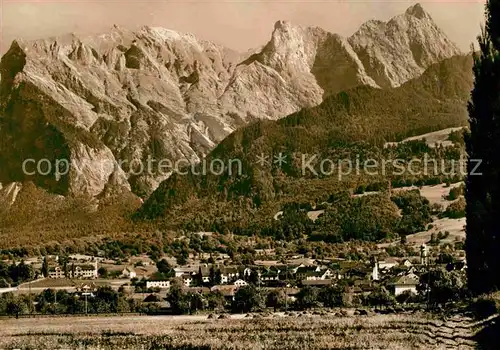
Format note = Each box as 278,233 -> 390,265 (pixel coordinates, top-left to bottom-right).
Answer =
0,312 -> 484,349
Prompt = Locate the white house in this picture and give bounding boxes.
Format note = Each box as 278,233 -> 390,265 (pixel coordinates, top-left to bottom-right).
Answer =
174,267 -> 196,278
321,268 -> 334,279
295,266 -> 321,280
261,270 -> 280,281
76,282 -> 97,296
48,266 -> 65,279
392,274 -> 419,296
378,258 -> 399,270
48,262 -> 98,279
146,280 -> 171,289
221,267 -> 239,283
72,264 -> 98,279
402,259 -> 413,268
181,273 -> 193,287
234,279 -> 248,287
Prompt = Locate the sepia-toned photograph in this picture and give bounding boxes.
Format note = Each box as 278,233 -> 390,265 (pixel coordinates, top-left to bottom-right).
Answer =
0,0 -> 498,348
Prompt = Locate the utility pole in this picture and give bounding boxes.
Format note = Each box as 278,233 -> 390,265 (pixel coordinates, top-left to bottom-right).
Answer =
284,269 -> 288,312
425,247 -> 431,311
28,279 -> 32,317
426,262 -> 431,311
83,288 -> 91,315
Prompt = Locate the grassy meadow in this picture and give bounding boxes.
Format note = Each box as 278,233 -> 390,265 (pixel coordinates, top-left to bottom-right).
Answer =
0,312 -> 478,350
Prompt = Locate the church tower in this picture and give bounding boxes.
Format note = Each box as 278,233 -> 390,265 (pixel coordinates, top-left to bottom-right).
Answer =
372,257 -> 379,281
420,243 -> 428,265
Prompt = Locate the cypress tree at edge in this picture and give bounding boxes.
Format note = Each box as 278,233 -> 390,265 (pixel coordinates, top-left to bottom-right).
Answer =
466,0 -> 500,294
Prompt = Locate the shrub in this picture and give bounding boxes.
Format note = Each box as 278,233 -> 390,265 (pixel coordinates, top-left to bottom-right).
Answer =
442,197 -> 466,219
417,268 -> 467,305
470,295 -> 499,319
444,184 -> 465,201
447,129 -> 465,145
295,286 -> 321,310
391,190 -> 432,234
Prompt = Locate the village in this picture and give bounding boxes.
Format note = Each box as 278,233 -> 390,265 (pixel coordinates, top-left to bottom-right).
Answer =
0,241 -> 468,315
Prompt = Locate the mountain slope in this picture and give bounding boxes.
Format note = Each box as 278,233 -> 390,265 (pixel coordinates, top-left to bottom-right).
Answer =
136,54 -> 473,221
0,3 -> 460,199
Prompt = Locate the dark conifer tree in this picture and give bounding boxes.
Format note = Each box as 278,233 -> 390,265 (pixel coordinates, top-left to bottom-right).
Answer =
41,257 -> 49,278
466,0 -> 500,294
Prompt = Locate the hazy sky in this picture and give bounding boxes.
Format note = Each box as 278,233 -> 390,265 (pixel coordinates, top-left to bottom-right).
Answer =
0,0 -> 486,54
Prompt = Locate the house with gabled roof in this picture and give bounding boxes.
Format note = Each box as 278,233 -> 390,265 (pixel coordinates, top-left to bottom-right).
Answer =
402,259 -> 413,267
234,279 -> 248,287
48,266 -> 65,279
261,269 -> 280,282
221,266 -> 240,283
48,262 -> 98,279
295,266 -> 321,280
174,266 -> 197,278
146,278 -> 171,289
391,274 -> 419,296
211,285 -> 238,301
181,273 -> 193,287
76,282 -> 97,296
301,279 -> 333,287
378,258 -> 399,270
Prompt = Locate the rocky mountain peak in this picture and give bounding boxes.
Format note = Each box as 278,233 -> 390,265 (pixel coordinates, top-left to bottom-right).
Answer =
405,3 -> 430,20
273,20 -> 292,31
349,3 -> 461,88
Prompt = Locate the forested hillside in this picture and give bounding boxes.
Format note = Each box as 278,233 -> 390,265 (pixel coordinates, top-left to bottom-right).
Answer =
137,55 -> 472,223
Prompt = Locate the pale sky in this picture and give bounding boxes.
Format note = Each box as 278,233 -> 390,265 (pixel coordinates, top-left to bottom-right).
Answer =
0,0 -> 487,55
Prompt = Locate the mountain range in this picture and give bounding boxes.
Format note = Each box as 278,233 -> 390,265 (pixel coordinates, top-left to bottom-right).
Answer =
0,3 -> 474,248
0,3 -> 460,200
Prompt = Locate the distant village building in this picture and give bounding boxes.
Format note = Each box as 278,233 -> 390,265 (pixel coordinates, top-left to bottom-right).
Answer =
234,279 -> 248,287
243,268 -> 253,278
402,259 -> 413,268
372,259 -> 379,281
129,256 -> 153,266
146,280 -> 171,289
221,267 -> 239,283
48,262 -> 98,279
322,269 -> 334,279
378,258 -> 399,270
72,264 -> 98,279
121,267 -> 137,279
174,267 -> 196,278
295,266 -> 321,280
301,279 -> 333,287
392,274 -> 419,296
48,266 -> 65,279
181,273 -> 193,287
211,285 -> 238,302
261,270 -> 280,282
76,282 -> 97,296
134,265 -> 157,279
197,267 -> 211,283
420,244 -> 429,265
